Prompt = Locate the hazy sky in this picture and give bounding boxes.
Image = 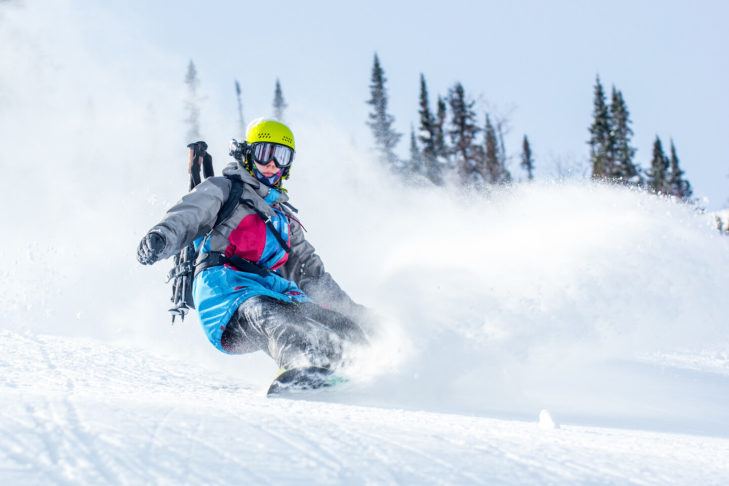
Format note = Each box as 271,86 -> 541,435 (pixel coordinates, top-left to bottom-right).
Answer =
5,0 -> 729,208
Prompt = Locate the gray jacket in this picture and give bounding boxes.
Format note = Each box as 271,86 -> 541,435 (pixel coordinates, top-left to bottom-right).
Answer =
148,162 -> 361,318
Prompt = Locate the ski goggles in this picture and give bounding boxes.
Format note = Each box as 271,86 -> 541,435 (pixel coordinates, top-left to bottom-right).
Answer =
250,142 -> 295,168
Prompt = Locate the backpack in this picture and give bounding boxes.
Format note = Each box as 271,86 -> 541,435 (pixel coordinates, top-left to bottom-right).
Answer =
167,175 -> 245,320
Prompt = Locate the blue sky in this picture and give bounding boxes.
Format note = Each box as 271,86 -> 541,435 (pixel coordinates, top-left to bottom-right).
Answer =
20,0 -> 729,208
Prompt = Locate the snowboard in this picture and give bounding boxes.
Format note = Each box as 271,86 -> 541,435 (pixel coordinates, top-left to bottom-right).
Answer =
266,366 -> 347,397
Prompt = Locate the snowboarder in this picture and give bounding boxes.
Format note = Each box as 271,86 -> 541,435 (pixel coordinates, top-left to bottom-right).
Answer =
137,118 -> 369,376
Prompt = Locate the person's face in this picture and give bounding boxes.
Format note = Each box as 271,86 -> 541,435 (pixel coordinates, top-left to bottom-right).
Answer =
254,160 -> 281,178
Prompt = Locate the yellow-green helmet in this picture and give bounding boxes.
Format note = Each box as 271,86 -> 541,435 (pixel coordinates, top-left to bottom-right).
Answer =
245,118 -> 295,151
239,118 -> 295,186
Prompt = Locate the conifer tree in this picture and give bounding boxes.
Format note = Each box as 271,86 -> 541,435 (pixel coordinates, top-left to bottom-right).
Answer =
495,117 -> 511,183
495,118 -> 510,179
521,135 -> 534,181
667,139 -> 693,199
366,53 -> 401,169
483,114 -> 502,184
273,78 -> 288,121
417,74 -> 442,185
235,80 -> 245,138
447,82 -> 482,185
184,60 -> 202,141
434,96 -> 449,170
609,87 -> 640,183
647,136 -> 669,193
588,76 -> 612,179
407,127 -> 424,177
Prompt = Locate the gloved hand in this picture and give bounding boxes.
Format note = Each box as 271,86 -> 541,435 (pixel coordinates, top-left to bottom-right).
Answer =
137,232 -> 166,265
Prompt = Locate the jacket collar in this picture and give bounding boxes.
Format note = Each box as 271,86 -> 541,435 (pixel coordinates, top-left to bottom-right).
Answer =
221,162 -> 289,205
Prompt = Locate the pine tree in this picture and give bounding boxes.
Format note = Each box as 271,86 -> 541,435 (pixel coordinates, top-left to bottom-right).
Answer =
417,74 -> 442,185
366,53 -> 401,169
647,136 -> 669,193
483,114 -> 502,184
667,139 -> 693,199
434,96 -> 449,170
447,82 -> 482,185
609,87 -> 640,183
588,75 -> 612,179
407,127 -> 425,177
235,80 -> 245,138
494,117 -> 511,184
184,60 -> 201,141
273,78 -> 288,121
521,135 -> 534,181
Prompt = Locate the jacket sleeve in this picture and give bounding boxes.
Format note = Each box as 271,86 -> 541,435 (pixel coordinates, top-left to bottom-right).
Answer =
281,219 -> 365,318
147,177 -> 231,260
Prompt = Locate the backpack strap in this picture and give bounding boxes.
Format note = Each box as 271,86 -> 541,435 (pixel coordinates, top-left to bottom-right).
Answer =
213,175 -> 290,254
221,173 -> 293,254
194,251 -> 270,278
193,175 -> 245,263
214,176 -> 246,226
194,175 -> 291,279
240,198 -> 292,254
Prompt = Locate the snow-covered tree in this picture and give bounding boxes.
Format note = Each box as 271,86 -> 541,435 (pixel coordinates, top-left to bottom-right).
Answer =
235,80 -> 245,139
521,135 -> 534,181
366,53 -> 401,169
588,75 -> 612,179
417,74 -> 442,185
273,78 -> 288,121
448,82 -> 482,185
407,126 -> 424,178
434,96 -> 450,172
184,60 -> 201,141
484,114 -> 511,185
609,87 -> 640,183
667,139 -> 693,199
483,114 -> 499,184
647,136 -> 670,193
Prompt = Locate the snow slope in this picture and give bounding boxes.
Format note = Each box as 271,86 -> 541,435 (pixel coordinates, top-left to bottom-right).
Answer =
3,330 -> 729,486
4,175 -> 729,485
3,179 -> 729,485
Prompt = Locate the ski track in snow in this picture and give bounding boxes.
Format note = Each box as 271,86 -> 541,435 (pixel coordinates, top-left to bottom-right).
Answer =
1,330 -> 728,485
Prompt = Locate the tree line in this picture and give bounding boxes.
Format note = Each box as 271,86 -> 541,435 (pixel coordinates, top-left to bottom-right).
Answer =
183,56 -> 693,201
588,75 -> 691,198
366,54 -> 693,200
367,54 -> 517,188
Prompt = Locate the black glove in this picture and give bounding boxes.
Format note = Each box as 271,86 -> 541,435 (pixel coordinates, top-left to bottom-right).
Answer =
137,232 -> 166,265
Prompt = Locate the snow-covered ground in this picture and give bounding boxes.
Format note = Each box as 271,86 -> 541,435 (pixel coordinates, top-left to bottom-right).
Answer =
3,330 -> 729,485
3,179 -> 729,485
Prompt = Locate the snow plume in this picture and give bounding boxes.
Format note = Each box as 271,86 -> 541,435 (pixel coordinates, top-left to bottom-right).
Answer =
289,129 -> 729,432
2,1 -> 728,435
0,1 -> 223,362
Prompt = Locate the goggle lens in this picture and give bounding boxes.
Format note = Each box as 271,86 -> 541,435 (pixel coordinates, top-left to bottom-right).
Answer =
251,143 -> 294,168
